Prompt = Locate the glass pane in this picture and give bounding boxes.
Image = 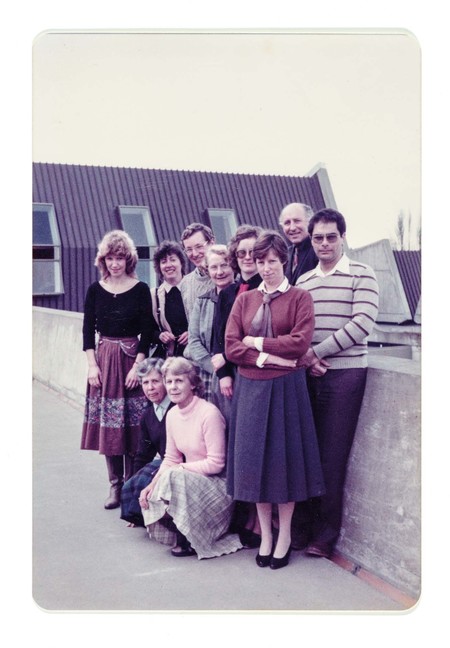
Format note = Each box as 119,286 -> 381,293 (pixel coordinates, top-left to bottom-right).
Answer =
119,207 -> 157,246
33,260 -> 56,294
209,210 -> 237,245
136,260 -> 156,288
121,212 -> 148,244
33,209 -> 53,244
33,247 -> 55,260
136,246 -> 150,259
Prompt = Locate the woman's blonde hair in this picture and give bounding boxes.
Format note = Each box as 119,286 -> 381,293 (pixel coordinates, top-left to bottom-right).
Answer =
205,244 -> 231,267
161,357 -> 204,397
95,230 -> 138,279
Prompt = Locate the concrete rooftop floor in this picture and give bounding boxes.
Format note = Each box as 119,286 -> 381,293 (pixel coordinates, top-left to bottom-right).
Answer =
32,380 -> 410,614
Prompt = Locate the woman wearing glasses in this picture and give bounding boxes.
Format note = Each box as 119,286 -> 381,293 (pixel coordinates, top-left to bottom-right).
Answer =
210,225 -> 263,548
211,225 -> 263,409
225,230 -> 325,570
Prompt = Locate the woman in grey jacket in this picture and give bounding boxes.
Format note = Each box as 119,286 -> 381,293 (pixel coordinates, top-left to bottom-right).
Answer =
184,244 -> 234,404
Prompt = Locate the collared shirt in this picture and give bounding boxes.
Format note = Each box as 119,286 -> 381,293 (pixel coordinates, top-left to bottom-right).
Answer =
161,280 -> 181,293
257,276 -> 291,295
255,276 -> 290,365
310,253 -> 349,278
153,394 -> 171,421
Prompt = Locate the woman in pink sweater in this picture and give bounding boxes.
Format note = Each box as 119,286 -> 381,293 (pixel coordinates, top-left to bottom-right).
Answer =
139,357 -> 242,559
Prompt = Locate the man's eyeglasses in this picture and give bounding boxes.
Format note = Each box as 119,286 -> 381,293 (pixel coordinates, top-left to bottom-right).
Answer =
236,249 -> 254,259
311,233 -> 339,244
184,243 -> 206,255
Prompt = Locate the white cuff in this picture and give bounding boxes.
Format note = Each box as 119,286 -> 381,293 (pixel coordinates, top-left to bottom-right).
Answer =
254,337 -> 264,352
256,352 -> 269,368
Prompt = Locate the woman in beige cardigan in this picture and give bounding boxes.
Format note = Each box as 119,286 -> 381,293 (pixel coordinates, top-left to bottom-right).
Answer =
149,241 -> 189,358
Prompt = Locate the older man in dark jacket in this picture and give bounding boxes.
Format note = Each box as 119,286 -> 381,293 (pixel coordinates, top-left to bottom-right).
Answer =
279,202 -> 317,285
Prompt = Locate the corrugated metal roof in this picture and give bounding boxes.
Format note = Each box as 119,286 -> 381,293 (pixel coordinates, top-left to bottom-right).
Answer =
33,162 -> 328,312
393,250 -> 421,318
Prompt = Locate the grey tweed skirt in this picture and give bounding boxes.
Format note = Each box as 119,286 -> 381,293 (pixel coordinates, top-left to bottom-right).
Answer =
143,467 -> 243,559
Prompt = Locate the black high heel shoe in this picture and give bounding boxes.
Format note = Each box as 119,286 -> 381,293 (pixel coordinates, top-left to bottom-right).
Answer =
255,551 -> 272,568
240,528 -> 262,549
270,546 -> 292,570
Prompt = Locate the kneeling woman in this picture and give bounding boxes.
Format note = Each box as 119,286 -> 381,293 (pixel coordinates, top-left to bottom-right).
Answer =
139,357 -> 242,559
120,358 -> 173,527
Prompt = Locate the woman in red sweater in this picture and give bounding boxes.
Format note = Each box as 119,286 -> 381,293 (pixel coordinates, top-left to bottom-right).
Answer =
139,357 -> 242,559
225,230 -> 325,570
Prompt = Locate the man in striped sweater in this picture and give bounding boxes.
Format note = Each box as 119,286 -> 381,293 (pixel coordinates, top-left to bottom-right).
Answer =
296,208 -> 379,558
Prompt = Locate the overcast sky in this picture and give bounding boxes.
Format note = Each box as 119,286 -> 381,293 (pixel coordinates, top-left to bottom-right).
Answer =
32,29 -> 421,249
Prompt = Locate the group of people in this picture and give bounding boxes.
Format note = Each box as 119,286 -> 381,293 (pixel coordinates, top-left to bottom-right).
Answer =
81,203 -> 379,570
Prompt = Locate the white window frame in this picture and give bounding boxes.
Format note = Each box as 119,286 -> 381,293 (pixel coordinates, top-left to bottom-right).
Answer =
32,203 -> 64,295
118,205 -> 157,287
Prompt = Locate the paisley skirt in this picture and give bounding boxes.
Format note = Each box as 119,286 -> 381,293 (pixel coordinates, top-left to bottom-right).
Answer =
81,336 -> 148,455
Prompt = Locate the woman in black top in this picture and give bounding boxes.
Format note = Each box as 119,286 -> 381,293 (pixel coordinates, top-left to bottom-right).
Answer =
212,225 -> 263,405
81,230 -> 153,509
210,225 -> 263,548
149,241 -> 189,358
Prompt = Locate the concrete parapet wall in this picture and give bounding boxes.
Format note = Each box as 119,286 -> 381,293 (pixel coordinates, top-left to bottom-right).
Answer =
336,355 -> 421,599
32,307 -> 421,599
33,307 -> 87,407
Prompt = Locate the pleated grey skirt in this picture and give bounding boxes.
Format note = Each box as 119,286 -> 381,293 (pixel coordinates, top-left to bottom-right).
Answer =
227,369 -> 325,504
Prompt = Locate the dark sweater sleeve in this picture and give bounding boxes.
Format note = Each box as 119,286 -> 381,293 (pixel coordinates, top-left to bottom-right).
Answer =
82,283 -> 97,351
212,285 -> 237,379
136,282 -> 154,356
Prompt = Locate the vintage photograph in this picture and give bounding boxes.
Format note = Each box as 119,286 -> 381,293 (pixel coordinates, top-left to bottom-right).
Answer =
32,29 -> 421,613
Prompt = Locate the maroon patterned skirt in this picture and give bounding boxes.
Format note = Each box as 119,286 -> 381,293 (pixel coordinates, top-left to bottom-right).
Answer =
81,337 -> 148,455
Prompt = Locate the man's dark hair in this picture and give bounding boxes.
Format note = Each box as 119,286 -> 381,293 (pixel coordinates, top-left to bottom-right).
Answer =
308,208 -> 347,237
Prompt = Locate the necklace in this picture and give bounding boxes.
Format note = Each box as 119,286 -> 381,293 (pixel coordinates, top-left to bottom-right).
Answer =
102,278 -> 137,297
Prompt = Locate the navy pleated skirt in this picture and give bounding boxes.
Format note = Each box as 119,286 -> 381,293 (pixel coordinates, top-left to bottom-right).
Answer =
227,369 -> 325,504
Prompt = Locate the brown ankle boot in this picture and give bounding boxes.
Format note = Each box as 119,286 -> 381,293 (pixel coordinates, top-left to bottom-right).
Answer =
104,483 -> 122,509
104,455 -> 124,509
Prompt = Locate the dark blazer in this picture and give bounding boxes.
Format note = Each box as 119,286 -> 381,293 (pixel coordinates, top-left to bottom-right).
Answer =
132,402 -> 175,473
285,237 -> 318,285
212,273 -> 262,379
